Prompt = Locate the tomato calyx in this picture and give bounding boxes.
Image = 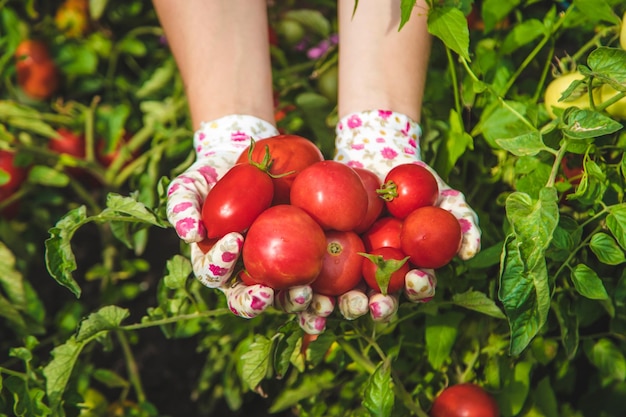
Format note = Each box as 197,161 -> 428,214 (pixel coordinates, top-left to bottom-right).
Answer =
359,252 -> 409,295
376,180 -> 399,202
245,138 -> 295,179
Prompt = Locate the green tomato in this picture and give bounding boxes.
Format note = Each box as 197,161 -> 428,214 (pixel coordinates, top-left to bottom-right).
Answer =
317,65 -> 338,103
543,72 -> 601,119
276,19 -> 305,46
600,83 -> 626,120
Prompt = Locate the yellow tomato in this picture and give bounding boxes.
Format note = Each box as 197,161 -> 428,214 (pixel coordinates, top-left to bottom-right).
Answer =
544,72 -> 601,119
600,84 -> 626,120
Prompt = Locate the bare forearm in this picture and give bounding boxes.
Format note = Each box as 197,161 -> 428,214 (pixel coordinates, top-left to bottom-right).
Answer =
338,0 -> 431,122
153,0 -> 275,129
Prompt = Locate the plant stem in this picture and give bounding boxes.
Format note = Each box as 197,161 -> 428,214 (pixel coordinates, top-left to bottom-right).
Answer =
445,47 -> 462,116
118,309 -> 231,331
116,331 -> 146,403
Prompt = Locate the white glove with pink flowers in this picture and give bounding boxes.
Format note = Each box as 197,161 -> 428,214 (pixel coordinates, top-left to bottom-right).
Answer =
296,110 -> 481,334
166,114 -> 313,318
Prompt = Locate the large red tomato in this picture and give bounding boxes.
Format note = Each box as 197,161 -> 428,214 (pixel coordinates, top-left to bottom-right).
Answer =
235,134 -> 323,204
242,205 -> 326,290
430,383 -> 500,417
361,246 -> 409,295
353,167 -> 385,233
15,40 -> 59,100
400,206 -> 462,269
311,230 -> 365,296
361,216 -> 403,252
290,161 -> 369,231
202,163 -> 274,239
380,164 -> 439,219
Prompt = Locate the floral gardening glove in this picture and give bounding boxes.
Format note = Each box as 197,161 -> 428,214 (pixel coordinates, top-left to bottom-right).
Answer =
167,115 -> 312,318
297,110 -> 480,331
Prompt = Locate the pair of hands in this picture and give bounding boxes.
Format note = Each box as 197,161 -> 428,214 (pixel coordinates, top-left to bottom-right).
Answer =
166,112 -> 481,334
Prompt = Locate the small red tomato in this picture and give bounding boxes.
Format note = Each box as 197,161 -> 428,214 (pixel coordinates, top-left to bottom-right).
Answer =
311,230 -> 366,296
236,134 -> 323,204
361,246 -> 410,295
49,129 -> 86,158
361,216 -> 403,252
430,383 -> 500,417
0,150 -> 27,217
400,206 -> 462,269
379,164 -> 439,219
353,168 -> 385,233
242,205 -> 326,290
201,163 -> 274,239
15,40 -> 59,100
290,161 -> 369,231
196,237 -> 219,254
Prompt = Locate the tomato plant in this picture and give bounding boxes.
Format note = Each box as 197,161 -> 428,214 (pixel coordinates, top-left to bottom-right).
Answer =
311,230 -> 365,296
242,205 -> 326,289
14,40 -> 59,100
430,383 -> 500,417
361,246 -> 410,295
290,160 -> 369,231
379,164 -> 439,219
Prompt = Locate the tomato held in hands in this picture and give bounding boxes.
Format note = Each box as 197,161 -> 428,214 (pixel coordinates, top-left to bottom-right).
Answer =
242,205 -> 326,290
201,163 -> 274,239
401,206 -> 462,269
236,135 -> 324,204
15,40 -> 59,100
311,230 -> 366,296
290,161 -> 368,231
430,383 -> 500,417
361,246 -> 410,295
353,167 -> 385,233
379,164 -> 439,219
361,216 -> 403,252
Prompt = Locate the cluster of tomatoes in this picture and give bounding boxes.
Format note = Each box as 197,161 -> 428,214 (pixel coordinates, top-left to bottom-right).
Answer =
198,134 -> 463,299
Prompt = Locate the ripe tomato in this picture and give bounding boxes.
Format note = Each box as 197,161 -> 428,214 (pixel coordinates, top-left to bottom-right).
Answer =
236,135 -> 323,204
400,206 -> 462,269
430,383 -> 500,417
353,167 -> 385,233
14,40 -> 59,100
242,205 -> 326,290
311,230 -> 366,296
49,129 -> 86,158
380,164 -> 439,219
290,161 -> 369,231
201,163 -> 274,239
361,216 -> 403,252
0,150 -> 27,218
361,246 -> 410,295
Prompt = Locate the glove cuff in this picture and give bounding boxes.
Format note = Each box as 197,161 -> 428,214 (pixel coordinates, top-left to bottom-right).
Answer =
194,114 -> 279,161
334,110 -> 422,179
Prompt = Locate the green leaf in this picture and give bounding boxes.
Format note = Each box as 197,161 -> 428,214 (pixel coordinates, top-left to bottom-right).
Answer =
92,368 -> 129,389
89,0 -> 108,20
269,370 -> 335,413
571,264 -> 609,300
435,109 -> 474,177
136,57 -> 176,99
553,294 -> 580,359
501,19 -> 545,54
240,335 -> 272,390
562,108 -> 623,139
533,377 -> 559,417
359,252 -> 409,295
44,206 -> 89,298
427,7 -> 470,62
43,338 -> 84,414
452,290 -> 506,319
163,255 -> 192,290
5,376 -> 50,417
497,361 -> 532,416
606,204 -> 626,250
584,338 -> 626,386
76,306 -> 129,342
567,159 -> 607,205
28,165 -> 70,187
56,43 -> 98,75
101,193 -> 163,226
495,131 -> 546,156
362,360 -> 394,417
274,326 -> 304,378
482,0 -> 520,32
572,0 -> 620,25
398,0 -> 417,31
425,312 -> 464,368
480,101 -> 535,149
589,233 -> 626,265
306,330 -> 337,367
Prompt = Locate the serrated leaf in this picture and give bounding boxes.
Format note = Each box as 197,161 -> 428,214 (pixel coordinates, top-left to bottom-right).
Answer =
101,193 -> 163,226
428,7 -> 470,62
163,255 -> 192,290
425,312 -> 463,369
5,376 -> 51,417
362,360 -> 394,417
571,264 -> 609,300
306,330 -> 336,367
562,108 -> 623,139
240,335 -> 272,390
76,306 -> 129,342
495,131 -> 546,156
274,325 -> 303,378
43,338 -> 84,413
452,290 -> 506,319
589,233 -> 625,265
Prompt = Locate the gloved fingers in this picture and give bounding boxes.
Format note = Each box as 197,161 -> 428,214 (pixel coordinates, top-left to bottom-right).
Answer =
404,268 -> 437,303
338,289 -> 370,320
167,163 -> 220,242
297,294 -> 335,335
368,291 -> 399,322
190,232 -> 244,288
219,279 -> 274,319
274,285 -> 313,313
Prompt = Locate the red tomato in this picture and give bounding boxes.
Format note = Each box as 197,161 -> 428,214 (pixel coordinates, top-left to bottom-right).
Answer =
290,161 -> 369,231
196,237 -> 219,254
96,133 -> 136,167
380,164 -> 439,219
361,217 -> 403,252
400,206 -> 462,269
236,134 -> 323,204
0,150 -> 27,217
242,205 -> 327,290
353,168 -> 385,233
311,230 -> 366,296
49,129 -> 86,158
560,154 -> 583,185
430,383 -> 500,417
361,247 -> 410,295
15,40 -> 59,100
201,163 -> 274,239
